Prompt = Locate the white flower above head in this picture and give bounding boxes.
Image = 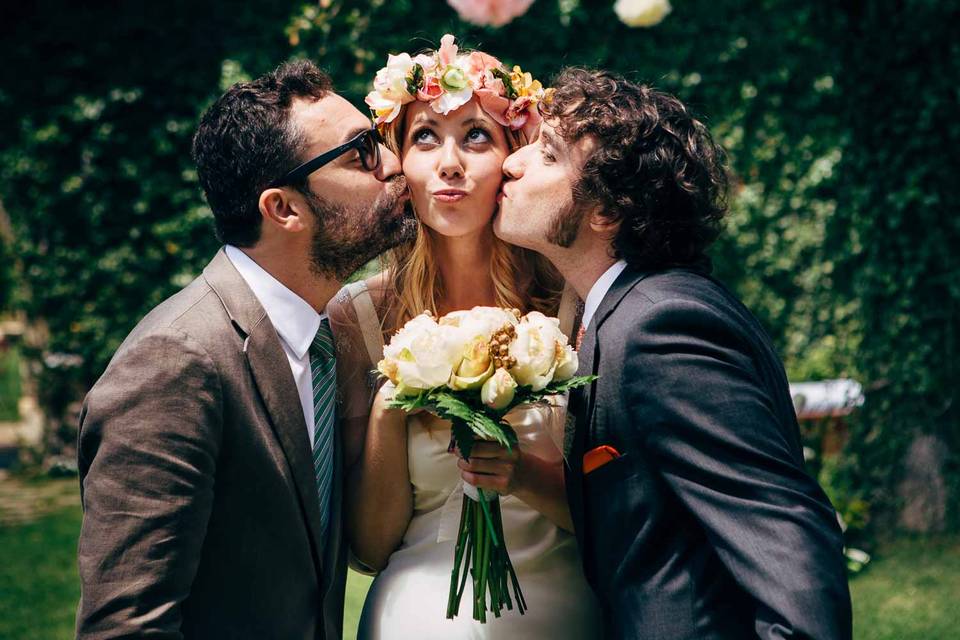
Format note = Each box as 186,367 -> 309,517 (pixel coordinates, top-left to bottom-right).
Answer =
614,0 -> 672,28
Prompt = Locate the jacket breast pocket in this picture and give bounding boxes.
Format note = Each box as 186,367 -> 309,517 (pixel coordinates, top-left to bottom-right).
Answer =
584,451 -> 635,484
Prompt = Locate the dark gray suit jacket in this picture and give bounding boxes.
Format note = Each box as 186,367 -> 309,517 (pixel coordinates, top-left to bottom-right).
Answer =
566,266 -> 852,639
76,249 -> 346,639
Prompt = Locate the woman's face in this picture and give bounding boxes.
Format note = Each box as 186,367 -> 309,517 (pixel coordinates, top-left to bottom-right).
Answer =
400,98 -> 511,239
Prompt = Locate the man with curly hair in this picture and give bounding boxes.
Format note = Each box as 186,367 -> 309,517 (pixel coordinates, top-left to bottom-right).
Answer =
494,68 -> 852,639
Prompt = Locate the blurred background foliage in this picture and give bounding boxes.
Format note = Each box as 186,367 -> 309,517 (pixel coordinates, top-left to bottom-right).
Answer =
0,0 -> 957,539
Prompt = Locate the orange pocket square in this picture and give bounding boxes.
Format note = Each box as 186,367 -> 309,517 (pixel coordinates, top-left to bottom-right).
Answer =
583,445 -> 621,475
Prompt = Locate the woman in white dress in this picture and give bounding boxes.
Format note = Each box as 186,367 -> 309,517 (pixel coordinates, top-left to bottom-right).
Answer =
329,35 -> 601,639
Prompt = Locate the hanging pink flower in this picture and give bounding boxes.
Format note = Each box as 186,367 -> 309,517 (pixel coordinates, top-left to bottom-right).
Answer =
447,0 -> 536,28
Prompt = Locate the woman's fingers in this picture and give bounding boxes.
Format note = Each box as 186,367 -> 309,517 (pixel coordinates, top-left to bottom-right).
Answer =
458,451 -> 522,495
457,456 -> 511,475
460,469 -> 510,494
464,441 -> 518,460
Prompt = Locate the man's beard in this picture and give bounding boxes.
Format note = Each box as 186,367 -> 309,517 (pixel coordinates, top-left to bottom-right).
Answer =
546,194 -> 589,248
303,177 -> 416,281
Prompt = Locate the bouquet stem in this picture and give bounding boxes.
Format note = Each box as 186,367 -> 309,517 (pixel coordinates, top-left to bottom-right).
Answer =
445,425 -> 526,622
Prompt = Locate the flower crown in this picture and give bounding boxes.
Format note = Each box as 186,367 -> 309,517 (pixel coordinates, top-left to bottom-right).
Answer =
365,34 -> 551,137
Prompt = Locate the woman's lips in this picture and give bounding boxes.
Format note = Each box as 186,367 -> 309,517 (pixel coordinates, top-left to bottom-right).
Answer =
433,189 -> 468,203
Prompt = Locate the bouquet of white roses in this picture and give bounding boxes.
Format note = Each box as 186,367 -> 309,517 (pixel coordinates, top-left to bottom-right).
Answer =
378,306 -> 595,623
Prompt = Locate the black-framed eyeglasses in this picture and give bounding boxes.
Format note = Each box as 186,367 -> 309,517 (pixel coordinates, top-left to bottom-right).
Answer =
270,127 -> 382,188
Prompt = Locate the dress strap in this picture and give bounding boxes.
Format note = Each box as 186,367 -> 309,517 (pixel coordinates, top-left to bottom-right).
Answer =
342,280 -> 385,364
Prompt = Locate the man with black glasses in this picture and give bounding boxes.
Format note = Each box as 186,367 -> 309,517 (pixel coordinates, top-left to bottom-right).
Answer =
76,60 -> 414,639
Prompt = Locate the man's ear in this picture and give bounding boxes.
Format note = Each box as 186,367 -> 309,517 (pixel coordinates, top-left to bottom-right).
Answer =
258,187 -> 309,233
587,209 -> 619,238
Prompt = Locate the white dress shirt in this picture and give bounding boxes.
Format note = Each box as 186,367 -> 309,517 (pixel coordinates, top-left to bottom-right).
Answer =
580,259 -> 628,331
225,245 -> 324,448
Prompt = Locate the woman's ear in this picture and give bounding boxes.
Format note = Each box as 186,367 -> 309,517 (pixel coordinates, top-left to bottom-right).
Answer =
258,187 -> 309,233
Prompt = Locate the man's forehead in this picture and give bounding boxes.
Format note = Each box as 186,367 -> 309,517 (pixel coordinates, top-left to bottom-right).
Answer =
540,119 -> 596,165
293,93 -> 371,149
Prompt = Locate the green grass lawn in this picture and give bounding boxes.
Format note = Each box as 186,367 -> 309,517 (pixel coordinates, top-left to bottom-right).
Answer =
849,534 -> 960,640
0,505 -> 82,639
0,496 -> 957,639
0,346 -> 21,422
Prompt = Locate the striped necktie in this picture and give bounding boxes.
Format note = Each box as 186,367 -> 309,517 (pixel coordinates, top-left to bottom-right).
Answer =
310,317 -> 337,546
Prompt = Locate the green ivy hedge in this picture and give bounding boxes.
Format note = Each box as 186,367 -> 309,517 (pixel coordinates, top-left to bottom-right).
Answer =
1,0 -> 956,533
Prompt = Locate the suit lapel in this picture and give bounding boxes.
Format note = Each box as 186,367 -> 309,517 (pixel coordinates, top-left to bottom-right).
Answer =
566,266 -> 650,457
203,249 -> 326,578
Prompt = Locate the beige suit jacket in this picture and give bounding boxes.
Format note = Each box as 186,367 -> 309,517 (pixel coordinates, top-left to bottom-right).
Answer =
76,249 -> 346,639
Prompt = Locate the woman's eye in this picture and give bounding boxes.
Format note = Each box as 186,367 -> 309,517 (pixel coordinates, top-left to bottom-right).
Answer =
465,127 -> 492,144
412,128 -> 439,145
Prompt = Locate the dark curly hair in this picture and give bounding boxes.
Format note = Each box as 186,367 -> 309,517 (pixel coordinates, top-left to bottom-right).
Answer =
192,59 -> 332,247
541,68 -> 728,270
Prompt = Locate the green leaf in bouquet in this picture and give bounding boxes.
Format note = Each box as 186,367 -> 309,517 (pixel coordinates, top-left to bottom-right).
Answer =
511,375 -> 598,406
450,417 -> 476,460
431,392 -> 518,452
543,375 -> 598,395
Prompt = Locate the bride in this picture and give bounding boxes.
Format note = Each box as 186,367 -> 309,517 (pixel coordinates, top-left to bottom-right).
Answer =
329,35 -> 601,638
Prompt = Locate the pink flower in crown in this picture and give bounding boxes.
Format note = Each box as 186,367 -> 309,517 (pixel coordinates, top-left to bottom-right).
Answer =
474,89 -> 512,127
417,75 -> 444,102
464,51 -> 503,88
504,95 -> 535,130
447,0 -> 536,28
438,33 -> 459,67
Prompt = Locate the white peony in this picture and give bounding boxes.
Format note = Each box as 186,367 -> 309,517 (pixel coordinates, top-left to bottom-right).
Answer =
481,368 -> 517,410
509,311 -> 568,391
378,313 -> 464,396
554,343 -> 579,381
614,0 -> 672,28
441,306 -> 518,341
441,307 -> 517,390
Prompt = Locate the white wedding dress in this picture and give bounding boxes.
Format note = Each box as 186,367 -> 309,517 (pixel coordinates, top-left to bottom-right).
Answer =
336,281 -> 601,640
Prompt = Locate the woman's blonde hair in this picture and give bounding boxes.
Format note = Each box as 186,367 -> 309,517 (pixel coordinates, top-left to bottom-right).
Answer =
380,81 -> 563,328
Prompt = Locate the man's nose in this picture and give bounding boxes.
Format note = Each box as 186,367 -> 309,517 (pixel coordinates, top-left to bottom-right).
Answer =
502,148 -> 524,181
375,143 -> 402,181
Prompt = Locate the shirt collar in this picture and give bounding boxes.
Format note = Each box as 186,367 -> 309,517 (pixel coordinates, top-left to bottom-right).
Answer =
224,245 -> 323,360
581,259 -> 628,331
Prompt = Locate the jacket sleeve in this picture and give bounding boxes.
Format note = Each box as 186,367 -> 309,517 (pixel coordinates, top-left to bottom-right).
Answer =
76,329 -> 223,639
622,297 -> 852,640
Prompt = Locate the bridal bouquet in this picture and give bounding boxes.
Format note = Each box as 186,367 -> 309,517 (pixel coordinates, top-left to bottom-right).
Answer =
378,306 -> 594,622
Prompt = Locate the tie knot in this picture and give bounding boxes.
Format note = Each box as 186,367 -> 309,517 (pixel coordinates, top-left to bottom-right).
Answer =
311,317 -> 336,361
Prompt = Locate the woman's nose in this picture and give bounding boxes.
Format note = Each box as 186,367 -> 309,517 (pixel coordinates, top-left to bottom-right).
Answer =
437,138 -> 464,180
